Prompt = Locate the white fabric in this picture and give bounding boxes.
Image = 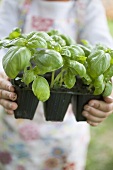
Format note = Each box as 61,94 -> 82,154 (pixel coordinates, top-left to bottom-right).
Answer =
0,0 -> 113,170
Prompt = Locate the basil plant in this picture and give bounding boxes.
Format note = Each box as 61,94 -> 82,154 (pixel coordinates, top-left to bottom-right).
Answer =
0,27 -> 113,102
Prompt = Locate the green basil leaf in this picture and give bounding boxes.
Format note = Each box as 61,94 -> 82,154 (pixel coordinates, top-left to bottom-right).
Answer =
60,47 -> 71,58
60,34 -> 76,46
51,35 -> 66,47
2,46 -> 31,78
22,69 -> 36,85
104,65 -> 113,81
64,70 -> 76,88
47,29 -> 60,36
109,50 -> 113,64
93,43 -> 108,51
4,38 -> 27,48
81,39 -> 93,49
31,49 -> 63,73
78,44 -> 91,57
94,83 -> 105,95
9,27 -> 21,39
47,40 -> 62,52
36,31 -> 52,41
93,75 -> 105,95
87,50 -> 111,78
102,81 -> 113,97
27,35 -> 47,48
0,40 -> 3,49
33,65 -> 50,75
26,31 -> 37,39
68,46 -> 86,63
32,76 -> 50,102
83,74 -> 92,85
67,60 -> 86,77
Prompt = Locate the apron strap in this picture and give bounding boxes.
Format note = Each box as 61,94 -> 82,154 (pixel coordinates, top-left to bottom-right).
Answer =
18,0 -> 32,32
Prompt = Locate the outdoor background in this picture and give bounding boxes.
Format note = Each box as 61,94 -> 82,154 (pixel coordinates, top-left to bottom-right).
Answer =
86,1 -> 113,168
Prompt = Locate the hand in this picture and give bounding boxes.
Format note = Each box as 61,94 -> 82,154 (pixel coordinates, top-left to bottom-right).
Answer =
82,92 -> 113,126
0,72 -> 18,114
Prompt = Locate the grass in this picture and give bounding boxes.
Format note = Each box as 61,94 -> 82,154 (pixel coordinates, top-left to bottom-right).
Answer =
86,115 -> 113,170
107,20 -> 113,36
85,20 -> 113,170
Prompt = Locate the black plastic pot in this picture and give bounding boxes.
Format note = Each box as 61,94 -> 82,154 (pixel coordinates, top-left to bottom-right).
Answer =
43,91 -> 72,121
72,94 -> 103,121
11,79 -> 39,120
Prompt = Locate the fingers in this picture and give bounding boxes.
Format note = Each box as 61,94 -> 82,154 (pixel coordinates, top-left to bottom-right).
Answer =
0,72 -> 18,114
0,99 -> 18,110
83,103 -> 112,118
0,78 -> 15,92
0,89 -> 17,100
0,89 -> 18,113
82,99 -> 113,127
103,96 -> 113,103
4,109 -> 15,115
82,109 -> 106,126
88,99 -> 113,113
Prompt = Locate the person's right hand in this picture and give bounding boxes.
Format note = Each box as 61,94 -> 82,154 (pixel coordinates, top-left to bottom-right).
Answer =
0,72 -> 18,114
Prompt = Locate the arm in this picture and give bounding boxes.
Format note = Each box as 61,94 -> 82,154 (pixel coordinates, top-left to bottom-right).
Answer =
0,0 -> 19,113
77,0 -> 113,47
78,0 -> 113,126
0,0 -> 20,38
0,0 -> 20,70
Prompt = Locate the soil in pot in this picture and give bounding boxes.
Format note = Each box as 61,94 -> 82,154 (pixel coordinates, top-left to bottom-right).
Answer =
72,94 -> 103,121
43,91 -> 72,121
11,78 -> 39,120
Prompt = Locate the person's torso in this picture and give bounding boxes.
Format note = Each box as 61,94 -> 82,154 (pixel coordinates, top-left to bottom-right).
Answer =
1,0 -> 90,137
23,0 -> 77,39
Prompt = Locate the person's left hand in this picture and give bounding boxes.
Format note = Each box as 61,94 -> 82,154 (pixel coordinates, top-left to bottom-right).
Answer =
82,91 -> 113,126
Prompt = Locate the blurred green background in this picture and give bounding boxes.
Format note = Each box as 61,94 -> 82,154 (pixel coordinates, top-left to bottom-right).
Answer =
86,20 -> 113,170
108,20 -> 113,37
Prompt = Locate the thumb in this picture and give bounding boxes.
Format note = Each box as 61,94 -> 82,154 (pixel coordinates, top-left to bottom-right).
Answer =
103,96 -> 113,103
